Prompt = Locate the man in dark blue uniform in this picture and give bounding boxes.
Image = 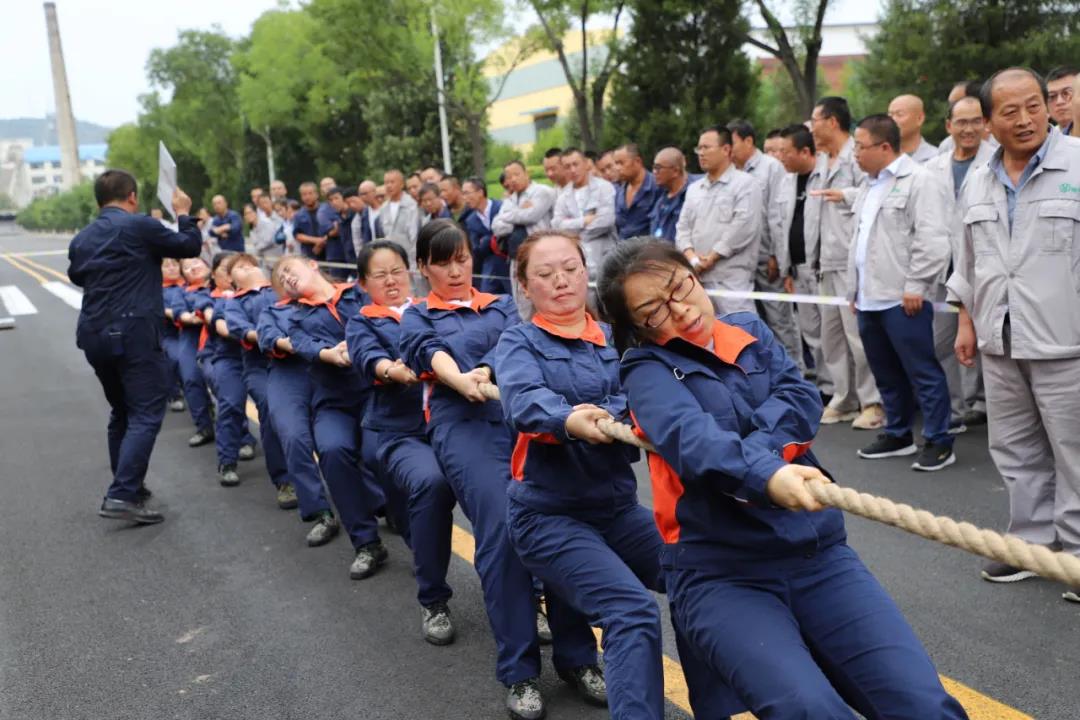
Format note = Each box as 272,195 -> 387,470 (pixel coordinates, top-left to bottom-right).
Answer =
68,170 -> 202,524
210,194 -> 244,252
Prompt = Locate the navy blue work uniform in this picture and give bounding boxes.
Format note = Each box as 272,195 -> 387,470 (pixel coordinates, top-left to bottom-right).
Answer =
622,312 -> 967,720
399,289 -> 597,686
463,199 -> 511,295
289,283 -> 385,550
207,289 -> 254,467
211,209 -> 244,252
648,175 -> 701,243
256,300 -> 332,520
168,282 -> 215,434
225,285 -> 289,488
495,313 -> 669,718
292,205 -> 324,259
161,279 -> 186,403
346,299 -> 457,608
615,171 -> 663,240
323,210 -> 352,280
67,207 -> 201,501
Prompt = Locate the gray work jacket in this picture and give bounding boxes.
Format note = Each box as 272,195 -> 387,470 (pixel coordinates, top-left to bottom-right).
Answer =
773,166 -> 824,275
924,141 -> 996,283
818,137 -> 866,273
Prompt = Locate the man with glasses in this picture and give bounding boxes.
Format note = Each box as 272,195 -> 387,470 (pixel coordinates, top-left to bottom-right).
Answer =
676,125 -> 763,314
1047,66 -> 1077,134
648,147 -> 699,243
845,114 -> 954,472
926,96 -> 995,430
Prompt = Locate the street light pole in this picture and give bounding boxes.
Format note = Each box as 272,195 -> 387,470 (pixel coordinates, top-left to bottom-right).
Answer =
430,7 -> 453,175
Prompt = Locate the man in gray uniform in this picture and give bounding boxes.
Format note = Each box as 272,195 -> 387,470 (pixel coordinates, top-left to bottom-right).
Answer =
949,68 -> 1080,601
926,96 -> 995,430
729,119 -> 804,368
888,94 -> 939,163
677,125 -> 763,315
492,160 -> 556,319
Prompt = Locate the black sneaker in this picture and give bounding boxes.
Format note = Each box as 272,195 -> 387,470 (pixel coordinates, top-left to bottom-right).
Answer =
135,485 -> 153,501
948,421 -> 968,435
421,601 -> 455,646
188,428 -> 214,447
556,664 -> 607,707
99,498 -> 164,525
218,464 -> 240,487
962,409 -> 988,426
349,541 -> 388,580
857,433 -> 917,459
981,560 -> 1036,583
506,678 -> 545,720
911,443 -> 956,472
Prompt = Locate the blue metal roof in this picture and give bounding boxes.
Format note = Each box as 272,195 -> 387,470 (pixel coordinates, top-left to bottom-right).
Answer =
23,143 -> 108,164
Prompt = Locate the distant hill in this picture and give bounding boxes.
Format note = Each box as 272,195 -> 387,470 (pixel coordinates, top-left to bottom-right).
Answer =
0,117 -> 113,145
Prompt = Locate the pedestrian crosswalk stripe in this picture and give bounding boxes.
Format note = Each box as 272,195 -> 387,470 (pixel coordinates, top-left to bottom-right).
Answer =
0,285 -> 38,315
42,281 -> 82,310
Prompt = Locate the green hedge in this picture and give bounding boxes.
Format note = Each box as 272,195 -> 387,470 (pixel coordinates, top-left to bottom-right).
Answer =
16,183 -> 97,232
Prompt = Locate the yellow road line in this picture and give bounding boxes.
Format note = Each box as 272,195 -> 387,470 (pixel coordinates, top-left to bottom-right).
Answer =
242,398 -> 1031,719
14,254 -> 71,283
9,249 -> 69,258
0,253 -> 49,284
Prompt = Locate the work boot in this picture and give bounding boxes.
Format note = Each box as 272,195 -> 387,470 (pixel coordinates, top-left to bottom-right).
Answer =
188,427 -> 214,447
506,678 -> 545,720
557,664 -> 607,707
99,497 -> 164,525
168,397 -> 186,412
218,464 -> 240,487
306,512 -> 339,547
349,541 -> 388,580
238,443 -> 256,461
276,483 -> 298,510
421,601 -> 456,646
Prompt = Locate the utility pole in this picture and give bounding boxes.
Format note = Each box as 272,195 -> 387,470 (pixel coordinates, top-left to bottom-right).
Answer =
430,8 -> 452,175
43,2 -> 81,191
264,126 -> 277,184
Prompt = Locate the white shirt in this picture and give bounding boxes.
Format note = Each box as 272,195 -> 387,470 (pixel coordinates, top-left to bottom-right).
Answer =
385,200 -> 400,230
855,156 -> 904,311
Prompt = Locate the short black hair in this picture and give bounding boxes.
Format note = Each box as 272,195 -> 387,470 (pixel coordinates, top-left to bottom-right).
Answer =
584,150 -> 598,162
342,186 -> 359,199
326,186 -> 344,198
440,174 -> 460,188
421,165 -> 444,179
356,239 -> 409,279
504,159 -> 527,172
857,113 -> 901,152
94,169 -> 138,208
543,147 -> 563,159
616,143 -> 642,160
416,218 -> 470,266
980,67 -> 1049,118
815,96 -> 852,132
700,125 -> 733,146
725,119 -> 756,142
418,182 -> 440,199
780,124 -> 816,154
561,146 -> 584,159
765,128 -> 783,139
953,80 -> 983,99
1046,65 -> 1079,83
463,176 -> 487,196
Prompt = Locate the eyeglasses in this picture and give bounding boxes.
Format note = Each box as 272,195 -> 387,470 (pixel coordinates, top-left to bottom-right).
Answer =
1049,87 -> 1075,104
367,268 -> 408,284
853,141 -> 885,152
643,273 -> 697,329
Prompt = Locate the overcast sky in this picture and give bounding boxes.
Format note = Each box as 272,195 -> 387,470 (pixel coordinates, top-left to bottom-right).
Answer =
3,0 -> 879,130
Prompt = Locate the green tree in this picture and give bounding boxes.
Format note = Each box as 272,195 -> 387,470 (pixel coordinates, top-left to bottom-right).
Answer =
854,0 -> 1080,141
605,0 -> 756,160
16,183 -> 97,232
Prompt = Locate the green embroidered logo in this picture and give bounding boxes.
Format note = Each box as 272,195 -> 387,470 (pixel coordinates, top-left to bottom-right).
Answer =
1060,182 -> 1080,194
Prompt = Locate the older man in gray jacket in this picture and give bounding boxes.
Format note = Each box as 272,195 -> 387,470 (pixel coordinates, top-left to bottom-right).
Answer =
949,69 -> 1080,598
846,114 -> 954,472
676,125 -> 763,314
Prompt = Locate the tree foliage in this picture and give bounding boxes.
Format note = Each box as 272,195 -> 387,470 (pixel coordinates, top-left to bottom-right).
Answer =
16,182 -> 97,231
606,0 -> 756,160
854,0 -> 1080,140
743,0 -> 832,120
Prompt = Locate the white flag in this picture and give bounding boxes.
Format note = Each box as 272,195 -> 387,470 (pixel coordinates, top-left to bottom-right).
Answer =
157,142 -> 178,219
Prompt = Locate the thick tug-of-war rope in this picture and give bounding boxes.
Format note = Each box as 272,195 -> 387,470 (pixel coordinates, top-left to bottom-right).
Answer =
477,381 -> 1080,588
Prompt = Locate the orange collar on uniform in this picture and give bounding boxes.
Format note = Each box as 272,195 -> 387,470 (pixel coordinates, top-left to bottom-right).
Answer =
233,281 -> 271,298
532,313 -> 606,347
185,280 -> 207,292
709,320 -> 756,365
210,287 -> 232,299
275,296 -> 295,307
298,282 -> 353,324
360,297 -> 414,322
425,287 -> 499,312
162,278 -> 184,288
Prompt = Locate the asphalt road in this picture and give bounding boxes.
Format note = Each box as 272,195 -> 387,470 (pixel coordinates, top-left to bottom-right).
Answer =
0,223 -> 1075,720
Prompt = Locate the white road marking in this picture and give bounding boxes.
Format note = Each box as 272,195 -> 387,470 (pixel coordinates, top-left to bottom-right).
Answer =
42,281 -> 82,310
0,285 -> 38,315
8,249 -> 69,258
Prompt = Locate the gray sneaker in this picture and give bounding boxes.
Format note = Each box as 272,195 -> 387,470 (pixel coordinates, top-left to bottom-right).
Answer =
306,513 -> 339,547
276,483 -> 298,510
168,397 -> 186,412
218,464 -> 240,487
238,444 -> 256,461
558,664 -> 607,707
349,541 -> 388,580
506,678 -> 545,720
421,601 -> 455,646
535,608 -> 552,645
